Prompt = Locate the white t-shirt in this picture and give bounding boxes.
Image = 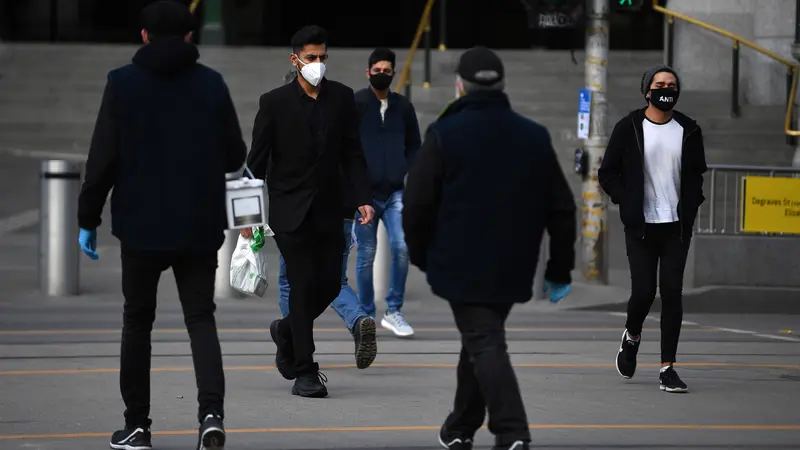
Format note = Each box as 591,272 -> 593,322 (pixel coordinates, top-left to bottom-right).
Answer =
379,98 -> 389,122
642,118 -> 683,224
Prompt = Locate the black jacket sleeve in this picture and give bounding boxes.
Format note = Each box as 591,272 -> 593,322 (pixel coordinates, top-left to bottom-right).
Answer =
340,88 -> 372,208
402,126 -> 444,272
598,119 -> 628,205
543,130 -> 577,285
77,75 -> 119,230
692,125 -> 708,205
220,81 -> 247,173
246,93 -> 272,181
403,100 -> 422,165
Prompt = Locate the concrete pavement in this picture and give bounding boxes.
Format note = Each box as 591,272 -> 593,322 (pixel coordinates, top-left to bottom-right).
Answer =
1,222 -> 799,449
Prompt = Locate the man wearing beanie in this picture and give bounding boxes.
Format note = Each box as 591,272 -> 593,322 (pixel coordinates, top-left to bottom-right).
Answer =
599,65 -> 707,393
77,1 -> 245,449
404,46 -> 576,450
353,47 -> 421,338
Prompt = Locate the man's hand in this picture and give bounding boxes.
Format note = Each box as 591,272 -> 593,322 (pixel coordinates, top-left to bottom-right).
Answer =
78,228 -> 99,260
240,228 -> 254,239
357,205 -> 375,225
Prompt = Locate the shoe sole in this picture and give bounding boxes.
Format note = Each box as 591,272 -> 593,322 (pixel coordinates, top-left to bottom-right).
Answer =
199,427 -> 226,449
660,384 -> 689,393
615,329 -> 635,380
437,433 -> 449,449
270,321 -> 296,380
291,387 -> 329,398
381,318 -> 415,338
355,317 -> 378,369
109,445 -> 151,450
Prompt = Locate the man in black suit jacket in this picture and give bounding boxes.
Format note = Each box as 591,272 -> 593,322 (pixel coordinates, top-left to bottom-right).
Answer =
245,25 -> 374,398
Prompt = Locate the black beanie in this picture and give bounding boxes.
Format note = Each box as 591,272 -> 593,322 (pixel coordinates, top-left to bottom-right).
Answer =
141,0 -> 196,39
640,64 -> 680,96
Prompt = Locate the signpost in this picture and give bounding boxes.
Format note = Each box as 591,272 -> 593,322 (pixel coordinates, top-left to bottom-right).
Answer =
740,176 -> 800,234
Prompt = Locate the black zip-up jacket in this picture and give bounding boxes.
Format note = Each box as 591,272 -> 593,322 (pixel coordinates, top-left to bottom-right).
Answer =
403,91 -> 576,304
77,39 -> 247,252
598,108 -> 707,242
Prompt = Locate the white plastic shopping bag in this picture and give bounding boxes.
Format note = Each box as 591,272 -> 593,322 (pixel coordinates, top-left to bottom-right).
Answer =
229,226 -> 273,297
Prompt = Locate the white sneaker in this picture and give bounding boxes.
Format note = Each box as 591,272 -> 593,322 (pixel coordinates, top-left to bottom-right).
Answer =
381,311 -> 414,337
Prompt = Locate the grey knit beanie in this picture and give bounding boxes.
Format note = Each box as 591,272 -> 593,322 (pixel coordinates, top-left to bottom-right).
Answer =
641,64 -> 680,96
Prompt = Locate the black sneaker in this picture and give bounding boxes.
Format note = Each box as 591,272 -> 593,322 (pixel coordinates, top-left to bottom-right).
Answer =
438,424 -> 473,449
492,441 -> 529,450
659,366 -> 689,393
615,329 -> 641,379
109,427 -> 152,450
270,319 -> 296,380
354,316 -> 377,369
291,366 -> 329,398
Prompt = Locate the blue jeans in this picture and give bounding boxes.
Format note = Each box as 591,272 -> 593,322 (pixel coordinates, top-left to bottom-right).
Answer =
355,190 -> 409,317
277,219 -> 367,334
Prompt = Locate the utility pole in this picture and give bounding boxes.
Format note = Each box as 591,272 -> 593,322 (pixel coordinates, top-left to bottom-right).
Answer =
581,0 -> 610,283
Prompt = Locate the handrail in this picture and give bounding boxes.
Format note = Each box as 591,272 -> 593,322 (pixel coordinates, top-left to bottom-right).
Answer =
189,0 -> 200,14
652,0 -> 800,137
395,0 -> 437,94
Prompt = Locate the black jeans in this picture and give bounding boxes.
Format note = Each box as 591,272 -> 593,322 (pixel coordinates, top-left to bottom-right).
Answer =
274,218 -> 344,375
624,222 -> 691,363
446,302 -> 530,446
120,248 -> 225,428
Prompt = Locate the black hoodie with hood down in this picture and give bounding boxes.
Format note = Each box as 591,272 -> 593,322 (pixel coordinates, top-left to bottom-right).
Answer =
78,39 -> 247,252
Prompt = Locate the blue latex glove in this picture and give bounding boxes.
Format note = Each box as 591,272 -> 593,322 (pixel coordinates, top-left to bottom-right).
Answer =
543,280 -> 571,303
78,228 -> 99,260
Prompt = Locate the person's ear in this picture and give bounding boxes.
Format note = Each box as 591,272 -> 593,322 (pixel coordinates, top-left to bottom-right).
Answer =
141,29 -> 149,44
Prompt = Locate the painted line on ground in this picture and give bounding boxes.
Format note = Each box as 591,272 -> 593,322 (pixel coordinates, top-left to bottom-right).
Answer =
607,313 -> 800,343
0,209 -> 38,237
0,326 -> 720,336
1,362 -> 797,376
1,424 -> 799,441
0,147 -> 87,162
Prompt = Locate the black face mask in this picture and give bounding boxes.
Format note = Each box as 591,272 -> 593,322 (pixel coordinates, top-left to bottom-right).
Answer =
649,88 -> 679,111
369,73 -> 393,91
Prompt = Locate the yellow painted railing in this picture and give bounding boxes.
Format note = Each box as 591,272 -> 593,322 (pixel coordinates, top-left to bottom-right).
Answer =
652,0 -> 800,137
395,0 -> 437,94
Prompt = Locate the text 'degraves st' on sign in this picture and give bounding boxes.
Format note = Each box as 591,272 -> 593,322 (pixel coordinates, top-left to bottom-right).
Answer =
577,88 -> 591,139
740,176 -> 800,234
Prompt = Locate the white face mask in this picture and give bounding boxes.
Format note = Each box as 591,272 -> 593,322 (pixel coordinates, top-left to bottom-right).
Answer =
294,55 -> 326,87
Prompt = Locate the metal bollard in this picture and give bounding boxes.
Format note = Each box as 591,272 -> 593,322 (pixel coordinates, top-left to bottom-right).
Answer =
39,160 -> 80,296
533,235 -> 549,301
373,220 -> 391,305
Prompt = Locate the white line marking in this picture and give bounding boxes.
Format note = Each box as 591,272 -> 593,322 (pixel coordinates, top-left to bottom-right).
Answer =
713,327 -> 756,335
0,209 -> 39,237
753,333 -> 800,343
0,147 -> 87,161
608,313 -> 798,343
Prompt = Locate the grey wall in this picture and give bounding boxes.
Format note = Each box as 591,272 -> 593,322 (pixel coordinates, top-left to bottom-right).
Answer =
669,0 -> 795,106
687,234 -> 800,288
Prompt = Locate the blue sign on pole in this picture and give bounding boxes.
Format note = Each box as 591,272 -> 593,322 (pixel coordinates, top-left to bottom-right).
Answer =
577,88 -> 591,139
578,88 -> 591,114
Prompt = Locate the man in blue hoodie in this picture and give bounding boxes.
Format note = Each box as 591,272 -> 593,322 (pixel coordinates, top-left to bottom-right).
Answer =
353,48 -> 422,338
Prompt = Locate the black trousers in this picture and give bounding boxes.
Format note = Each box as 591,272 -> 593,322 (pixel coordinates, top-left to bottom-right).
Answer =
274,217 -> 345,375
624,222 -> 691,363
446,302 -> 530,446
120,249 -> 225,428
